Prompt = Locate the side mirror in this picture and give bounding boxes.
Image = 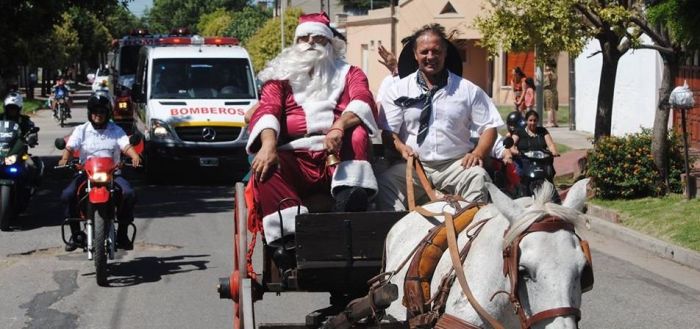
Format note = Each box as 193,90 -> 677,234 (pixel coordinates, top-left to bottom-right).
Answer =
26,134 -> 38,147
131,83 -> 144,103
54,138 -> 66,150
129,132 -> 143,146
503,136 -> 514,149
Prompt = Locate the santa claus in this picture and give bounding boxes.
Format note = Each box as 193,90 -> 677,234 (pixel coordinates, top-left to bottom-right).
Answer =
246,12 -> 379,245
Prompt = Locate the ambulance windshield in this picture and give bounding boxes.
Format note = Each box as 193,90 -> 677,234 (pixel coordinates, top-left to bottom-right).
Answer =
151,58 -> 256,100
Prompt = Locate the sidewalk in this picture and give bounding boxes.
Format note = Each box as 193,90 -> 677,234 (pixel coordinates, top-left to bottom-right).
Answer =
548,125 -> 700,272
549,126 -> 593,180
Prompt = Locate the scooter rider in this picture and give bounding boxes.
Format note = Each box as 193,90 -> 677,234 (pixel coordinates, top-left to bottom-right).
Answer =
59,93 -> 141,251
52,76 -> 72,119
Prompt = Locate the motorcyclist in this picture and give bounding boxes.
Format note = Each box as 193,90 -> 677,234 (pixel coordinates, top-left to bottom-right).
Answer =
0,92 -> 39,169
59,93 -> 141,252
52,76 -> 72,119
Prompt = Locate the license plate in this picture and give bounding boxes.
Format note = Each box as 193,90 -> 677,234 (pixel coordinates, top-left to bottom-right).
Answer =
199,157 -> 219,167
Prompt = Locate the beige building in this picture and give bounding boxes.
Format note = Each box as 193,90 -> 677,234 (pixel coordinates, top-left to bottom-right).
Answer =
342,0 -> 570,107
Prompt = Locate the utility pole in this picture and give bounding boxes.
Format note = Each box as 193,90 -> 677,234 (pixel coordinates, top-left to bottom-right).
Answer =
390,0 -> 396,55
280,0 -> 285,49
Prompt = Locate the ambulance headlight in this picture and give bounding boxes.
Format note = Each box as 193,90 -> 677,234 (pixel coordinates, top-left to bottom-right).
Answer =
154,126 -> 168,137
150,119 -> 172,138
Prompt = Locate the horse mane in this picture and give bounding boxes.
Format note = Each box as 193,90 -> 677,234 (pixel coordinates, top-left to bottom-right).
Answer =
503,182 -> 589,248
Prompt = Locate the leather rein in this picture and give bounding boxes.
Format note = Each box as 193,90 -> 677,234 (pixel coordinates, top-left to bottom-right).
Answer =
404,156 -> 588,329
498,216 -> 583,329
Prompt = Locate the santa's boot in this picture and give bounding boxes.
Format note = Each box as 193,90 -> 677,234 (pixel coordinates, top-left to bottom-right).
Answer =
333,186 -> 368,212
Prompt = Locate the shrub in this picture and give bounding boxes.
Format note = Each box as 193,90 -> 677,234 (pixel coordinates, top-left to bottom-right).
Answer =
586,129 -> 689,199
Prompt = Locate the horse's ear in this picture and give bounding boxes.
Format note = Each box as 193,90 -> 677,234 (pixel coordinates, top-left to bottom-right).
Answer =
486,183 -> 524,223
562,178 -> 591,212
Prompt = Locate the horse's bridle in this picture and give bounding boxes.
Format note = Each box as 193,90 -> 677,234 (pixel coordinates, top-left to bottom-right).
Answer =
499,216 -> 593,329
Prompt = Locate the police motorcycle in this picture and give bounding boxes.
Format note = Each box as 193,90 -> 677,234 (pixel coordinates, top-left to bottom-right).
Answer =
0,121 -> 43,231
54,133 -> 142,286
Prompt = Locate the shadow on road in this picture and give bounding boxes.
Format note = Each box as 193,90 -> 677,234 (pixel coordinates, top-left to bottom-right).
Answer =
10,155 -> 246,228
90,254 -> 210,287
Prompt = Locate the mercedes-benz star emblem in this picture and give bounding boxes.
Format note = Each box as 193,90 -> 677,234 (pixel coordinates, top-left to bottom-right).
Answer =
202,127 -> 216,141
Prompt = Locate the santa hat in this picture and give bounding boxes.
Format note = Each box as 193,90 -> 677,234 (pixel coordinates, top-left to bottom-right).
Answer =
294,12 -> 333,40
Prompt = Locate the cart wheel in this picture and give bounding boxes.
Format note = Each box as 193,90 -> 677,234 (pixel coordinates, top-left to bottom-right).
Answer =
234,182 -> 255,329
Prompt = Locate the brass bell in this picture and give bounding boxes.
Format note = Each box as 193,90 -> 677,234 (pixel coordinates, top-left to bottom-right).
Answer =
326,153 -> 340,167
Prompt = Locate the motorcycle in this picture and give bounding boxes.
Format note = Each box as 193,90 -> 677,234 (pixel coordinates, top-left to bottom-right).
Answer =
502,137 -> 559,200
54,135 -> 141,286
0,121 -> 43,231
53,89 -> 70,128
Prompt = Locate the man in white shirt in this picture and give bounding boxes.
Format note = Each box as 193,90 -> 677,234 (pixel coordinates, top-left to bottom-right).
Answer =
377,24 -> 504,210
59,93 -> 141,251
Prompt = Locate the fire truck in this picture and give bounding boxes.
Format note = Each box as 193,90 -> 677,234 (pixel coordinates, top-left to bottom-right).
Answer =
110,28 -> 161,134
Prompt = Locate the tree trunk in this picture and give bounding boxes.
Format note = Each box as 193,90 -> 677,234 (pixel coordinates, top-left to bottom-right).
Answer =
594,35 -> 622,141
650,53 -> 678,195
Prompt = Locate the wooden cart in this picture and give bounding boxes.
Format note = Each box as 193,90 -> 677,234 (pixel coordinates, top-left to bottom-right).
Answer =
219,182 -> 407,329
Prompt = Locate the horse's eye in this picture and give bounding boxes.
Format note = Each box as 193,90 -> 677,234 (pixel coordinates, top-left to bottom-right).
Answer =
518,265 -> 532,280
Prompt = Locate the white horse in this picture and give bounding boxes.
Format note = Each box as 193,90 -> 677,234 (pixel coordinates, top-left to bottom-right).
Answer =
383,179 -> 591,328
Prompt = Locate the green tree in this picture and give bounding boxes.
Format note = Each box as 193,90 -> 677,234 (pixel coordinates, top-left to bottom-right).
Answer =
632,0 -> 700,193
224,5 -> 272,45
475,0 -> 642,141
65,6 -> 112,71
104,4 -> 142,39
477,0 -> 700,194
246,7 -> 303,72
197,8 -> 233,37
145,0 -> 247,33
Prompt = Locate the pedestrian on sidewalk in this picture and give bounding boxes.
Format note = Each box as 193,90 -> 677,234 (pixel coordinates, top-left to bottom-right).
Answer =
544,60 -> 558,127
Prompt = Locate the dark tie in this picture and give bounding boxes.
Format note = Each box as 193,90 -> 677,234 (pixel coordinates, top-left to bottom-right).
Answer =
393,71 -> 447,145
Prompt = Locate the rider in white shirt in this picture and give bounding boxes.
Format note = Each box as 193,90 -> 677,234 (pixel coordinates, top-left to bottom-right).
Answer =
58,93 -> 141,251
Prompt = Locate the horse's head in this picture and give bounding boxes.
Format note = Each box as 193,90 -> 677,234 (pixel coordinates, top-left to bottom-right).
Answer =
486,179 -> 592,329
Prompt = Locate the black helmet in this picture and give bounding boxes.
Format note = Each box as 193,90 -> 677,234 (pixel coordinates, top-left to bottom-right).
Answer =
506,111 -> 523,133
86,92 -> 112,128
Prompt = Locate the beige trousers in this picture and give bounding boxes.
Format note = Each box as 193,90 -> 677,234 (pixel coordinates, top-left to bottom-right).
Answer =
376,158 -> 491,211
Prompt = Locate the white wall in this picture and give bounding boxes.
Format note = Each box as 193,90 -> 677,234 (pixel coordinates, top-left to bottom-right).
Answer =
575,35 -> 664,136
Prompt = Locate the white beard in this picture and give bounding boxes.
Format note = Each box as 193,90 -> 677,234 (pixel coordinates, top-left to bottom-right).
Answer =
258,42 -> 341,102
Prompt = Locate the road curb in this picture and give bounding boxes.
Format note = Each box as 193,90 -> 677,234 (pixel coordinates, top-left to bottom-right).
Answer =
585,213 -> 700,272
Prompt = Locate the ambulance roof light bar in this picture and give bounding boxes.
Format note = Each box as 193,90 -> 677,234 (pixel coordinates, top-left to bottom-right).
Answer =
203,37 -> 239,45
130,28 -> 150,36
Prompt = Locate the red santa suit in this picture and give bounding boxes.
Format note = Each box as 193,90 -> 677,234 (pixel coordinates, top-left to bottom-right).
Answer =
246,63 -> 379,243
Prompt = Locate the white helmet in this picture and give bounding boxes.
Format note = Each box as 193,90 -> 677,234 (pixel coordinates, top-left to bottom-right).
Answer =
4,92 -> 23,110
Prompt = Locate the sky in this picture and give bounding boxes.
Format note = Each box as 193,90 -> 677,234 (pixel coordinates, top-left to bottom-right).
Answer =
127,0 -> 153,17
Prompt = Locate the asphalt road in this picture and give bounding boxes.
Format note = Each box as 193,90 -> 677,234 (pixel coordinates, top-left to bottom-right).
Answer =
0,89 -> 699,328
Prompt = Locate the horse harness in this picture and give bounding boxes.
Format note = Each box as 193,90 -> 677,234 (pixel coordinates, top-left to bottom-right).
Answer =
497,216 -> 594,329
395,157 -> 594,329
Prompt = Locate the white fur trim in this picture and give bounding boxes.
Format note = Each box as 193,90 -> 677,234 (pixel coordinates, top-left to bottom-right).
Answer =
344,99 -> 378,137
331,160 -> 378,198
263,205 -> 309,243
294,22 -> 333,39
278,135 -> 325,151
303,100 -> 336,134
246,114 -> 280,154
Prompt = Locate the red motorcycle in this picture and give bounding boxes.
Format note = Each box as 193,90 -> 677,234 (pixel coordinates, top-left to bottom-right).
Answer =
55,136 -> 142,286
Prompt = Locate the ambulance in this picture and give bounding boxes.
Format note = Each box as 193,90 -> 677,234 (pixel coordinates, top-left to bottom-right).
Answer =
131,34 -> 257,175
